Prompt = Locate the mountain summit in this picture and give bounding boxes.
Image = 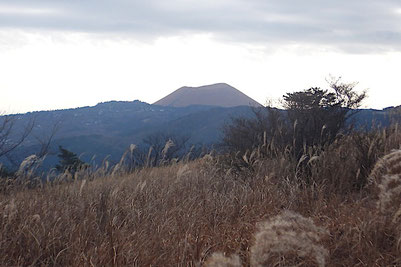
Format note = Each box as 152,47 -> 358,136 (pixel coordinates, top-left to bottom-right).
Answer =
153,83 -> 262,107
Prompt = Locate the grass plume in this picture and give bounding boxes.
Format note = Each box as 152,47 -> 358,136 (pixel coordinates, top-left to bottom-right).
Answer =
250,211 -> 328,267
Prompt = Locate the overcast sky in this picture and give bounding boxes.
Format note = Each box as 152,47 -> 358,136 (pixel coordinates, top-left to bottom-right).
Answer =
1,0 -> 401,113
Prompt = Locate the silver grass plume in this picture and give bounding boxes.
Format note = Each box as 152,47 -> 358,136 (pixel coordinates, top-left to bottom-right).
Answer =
250,211 -> 328,267
16,154 -> 44,179
204,252 -> 242,267
369,149 -> 401,186
162,139 -> 175,158
370,149 -> 401,250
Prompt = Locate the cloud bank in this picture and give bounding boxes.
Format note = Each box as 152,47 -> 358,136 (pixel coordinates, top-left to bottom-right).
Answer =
1,0 -> 401,52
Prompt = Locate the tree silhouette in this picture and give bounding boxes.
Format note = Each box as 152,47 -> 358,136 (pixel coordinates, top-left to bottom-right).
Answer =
283,78 -> 366,157
222,77 -> 366,158
55,146 -> 87,173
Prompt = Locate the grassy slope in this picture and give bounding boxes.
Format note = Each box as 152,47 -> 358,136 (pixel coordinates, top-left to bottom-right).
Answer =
1,128 -> 401,266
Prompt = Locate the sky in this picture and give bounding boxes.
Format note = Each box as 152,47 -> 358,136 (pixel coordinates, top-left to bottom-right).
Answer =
1,0 -> 401,113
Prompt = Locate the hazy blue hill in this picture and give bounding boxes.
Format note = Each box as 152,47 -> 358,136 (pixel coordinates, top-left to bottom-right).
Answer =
153,106 -> 255,144
1,101 -> 398,171
1,101 -> 256,169
352,109 -> 391,129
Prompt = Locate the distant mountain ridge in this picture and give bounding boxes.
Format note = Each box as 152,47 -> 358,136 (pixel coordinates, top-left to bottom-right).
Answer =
154,83 -> 262,107
1,85 -> 398,171
1,100 -> 256,170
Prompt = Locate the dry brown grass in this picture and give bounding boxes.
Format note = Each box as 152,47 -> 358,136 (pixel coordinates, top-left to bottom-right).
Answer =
0,127 -> 401,266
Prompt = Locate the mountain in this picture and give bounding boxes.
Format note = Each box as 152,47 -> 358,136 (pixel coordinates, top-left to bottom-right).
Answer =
153,83 -> 262,107
1,97 -> 398,172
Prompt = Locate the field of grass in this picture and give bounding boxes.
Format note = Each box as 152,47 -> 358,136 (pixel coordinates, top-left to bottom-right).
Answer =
1,126 -> 401,266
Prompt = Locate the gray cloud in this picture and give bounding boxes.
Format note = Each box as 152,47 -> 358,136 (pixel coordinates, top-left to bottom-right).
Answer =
1,0 -> 401,52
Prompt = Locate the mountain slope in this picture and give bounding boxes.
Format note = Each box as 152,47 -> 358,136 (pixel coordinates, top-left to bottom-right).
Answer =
1,101 -> 256,169
154,83 -> 262,107
1,100 -> 397,171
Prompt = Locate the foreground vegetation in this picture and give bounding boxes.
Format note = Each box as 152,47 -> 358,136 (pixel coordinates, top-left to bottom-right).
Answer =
1,124 -> 400,266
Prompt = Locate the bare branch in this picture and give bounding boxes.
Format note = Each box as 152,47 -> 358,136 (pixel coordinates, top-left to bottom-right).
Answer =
33,120 -> 62,158
0,114 -> 35,158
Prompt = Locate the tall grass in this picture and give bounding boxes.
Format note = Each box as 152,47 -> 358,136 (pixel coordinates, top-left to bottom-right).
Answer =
0,126 -> 400,266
